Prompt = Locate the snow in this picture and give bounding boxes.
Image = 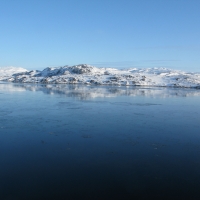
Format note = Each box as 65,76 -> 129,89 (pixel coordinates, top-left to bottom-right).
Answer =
0,67 -> 28,80
0,64 -> 200,88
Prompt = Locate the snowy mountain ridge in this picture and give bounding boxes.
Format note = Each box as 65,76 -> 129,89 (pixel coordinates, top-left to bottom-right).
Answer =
0,64 -> 200,88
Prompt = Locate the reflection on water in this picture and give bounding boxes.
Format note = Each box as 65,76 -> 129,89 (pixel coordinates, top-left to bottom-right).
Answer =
0,82 -> 200,199
1,82 -> 200,99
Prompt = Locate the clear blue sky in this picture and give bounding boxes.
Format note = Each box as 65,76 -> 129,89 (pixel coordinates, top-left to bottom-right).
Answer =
0,0 -> 200,71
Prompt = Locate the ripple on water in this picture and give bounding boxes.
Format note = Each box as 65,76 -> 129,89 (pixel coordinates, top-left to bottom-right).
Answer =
110,102 -> 161,106
67,107 -> 82,110
0,110 -> 13,116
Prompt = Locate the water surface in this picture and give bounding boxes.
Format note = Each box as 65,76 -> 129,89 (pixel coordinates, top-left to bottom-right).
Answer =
0,83 -> 200,200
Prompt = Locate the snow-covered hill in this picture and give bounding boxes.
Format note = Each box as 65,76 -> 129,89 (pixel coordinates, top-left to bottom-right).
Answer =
1,64 -> 200,88
0,67 -> 27,80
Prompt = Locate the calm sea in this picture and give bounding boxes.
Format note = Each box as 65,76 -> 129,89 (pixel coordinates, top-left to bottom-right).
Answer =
0,83 -> 200,200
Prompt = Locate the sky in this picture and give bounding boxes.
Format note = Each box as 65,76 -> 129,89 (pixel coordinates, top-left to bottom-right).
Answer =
0,0 -> 200,71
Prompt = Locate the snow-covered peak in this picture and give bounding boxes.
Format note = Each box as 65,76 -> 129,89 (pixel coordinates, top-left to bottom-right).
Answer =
39,64 -> 102,77
0,66 -> 28,77
66,64 -> 103,75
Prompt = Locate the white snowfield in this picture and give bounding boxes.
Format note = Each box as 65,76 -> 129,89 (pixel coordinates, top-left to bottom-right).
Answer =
0,64 -> 200,88
0,67 -> 28,79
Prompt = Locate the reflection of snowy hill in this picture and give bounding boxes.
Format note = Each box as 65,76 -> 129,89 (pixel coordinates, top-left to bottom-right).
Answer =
1,64 -> 200,88
2,84 -> 200,100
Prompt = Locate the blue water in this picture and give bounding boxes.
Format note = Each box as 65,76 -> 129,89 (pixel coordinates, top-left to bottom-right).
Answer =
0,83 -> 200,200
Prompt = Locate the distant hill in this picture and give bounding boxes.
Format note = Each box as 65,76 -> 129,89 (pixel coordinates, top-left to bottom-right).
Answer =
1,64 -> 200,88
0,67 -> 27,78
